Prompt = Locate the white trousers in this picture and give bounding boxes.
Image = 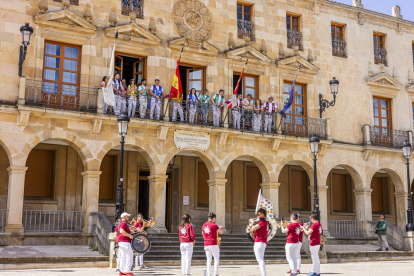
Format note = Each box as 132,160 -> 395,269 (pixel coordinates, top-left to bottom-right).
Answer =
189,105 -> 197,124
254,242 -> 267,276
114,94 -> 121,116
150,98 -> 161,120
172,102 -> 184,122
212,106 -> 221,127
103,96 -> 109,114
264,113 -> 273,133
205,245 -> 220,276
296,242 -> 302,270
118,242 -> 133,274
139,98 -> 147,118
309,245 -> 321,274
128,99 -> 137,117
135,254 -> 144,267
232,110 -> 241,129
253,113 -> 262,132
285,242 -> 301,274
119,98 -> 127,115
180,242 -> 193,275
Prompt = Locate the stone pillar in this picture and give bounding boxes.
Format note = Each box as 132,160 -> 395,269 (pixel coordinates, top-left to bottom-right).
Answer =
208,179 -> 227,230
5,166 -> 28,233
326,118 -> 332,140
354,188 -> 374,237
394,191 -> 408,231
260,182 -> 281,218
18,76 -> 26,105
148,174 -> 168,233
97,87 -> 103,114
81,171 -> 101,234
276,113 -> 282,134
317,185 -> 329,236
363,124 -> 371,145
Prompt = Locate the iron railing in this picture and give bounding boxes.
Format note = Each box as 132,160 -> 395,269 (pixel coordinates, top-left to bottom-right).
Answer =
121,0 -> 144,18
368,221 -> 405,251
374,47 -> 388,66
287,30 -> 303,51
25,80 -> 98,113
168,100 -> 218,126
237,19 -> 255,41
228,108 -> 277,133
362,126 -> 411,149
0,209 -> 6,233
23,210 -> 83,232
282,114 -> 327,139
332,39 -> 347,58
328,220 -> 363,237
53,0 -> 79,5
106,96 -> 166,121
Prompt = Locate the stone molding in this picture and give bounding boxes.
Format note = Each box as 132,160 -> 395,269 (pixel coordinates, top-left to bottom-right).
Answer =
7,166 -> 28,175
394,191 -> 408,198
17,111 -> 31,127
277,55 -> 319,76
104,23 -> 161,47
317,185 -> 329,191
157,126 -> 169,141
168,38 -> 219,57
207,179 -> 227,186
366,72 -> 402,97
148,174 -> 169,182
91,119 -> 102,134
260,182 -> 281,189
354,188 -> 373,195
226,45 -> 272,65
81,171 -> 102,178
34,9 -> 96,34
271,138 -> 281,152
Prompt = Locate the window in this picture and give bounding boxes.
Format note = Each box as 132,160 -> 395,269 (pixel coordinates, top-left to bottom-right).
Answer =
371,176 -> 390,214
290,167 -> 310,211
24,149 -> 55,199
237,2 -> 255,41
197,162 -> 209,208
99,155 -> 116,202
54,0 -> 79,5
373,33 -> 387,66
122,0 -> 144,19
373,96 -> 392,130
283,81 -> 307,136
246,166 -> 262,209
188,68 -> 204,98
233,73 -> 259,99
286,13 -> 302,50
331,23 -> 347,58
331,172 -> 353,213
114,53 -> 146,85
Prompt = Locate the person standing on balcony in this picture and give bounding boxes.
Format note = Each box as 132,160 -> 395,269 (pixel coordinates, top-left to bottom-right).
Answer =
138,79 -> 149,119
375,214 -> 389,251
120,79 -> 128,115
281,213 -> 301,276
200,89 -> 210,124
253,99 -> 263,132
150,79 -> 163,120
113,73 -> 122,116
211,90 -> 225,127
172,97 -> 184,123
252,208 -> 268,276
202,212 -> 223,276
301,213 -> 322,276
179,214 -> 195,276
127,79 -> 137,117
101,76 -> 109,114
242,93 -> 254,127
117,212 -> 134,276
187,88 -> 198,124
232,94 -> 243,129
263,97 -> 277,133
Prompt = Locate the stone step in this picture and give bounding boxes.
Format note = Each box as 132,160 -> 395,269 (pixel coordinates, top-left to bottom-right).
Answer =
144,254 -> 303,260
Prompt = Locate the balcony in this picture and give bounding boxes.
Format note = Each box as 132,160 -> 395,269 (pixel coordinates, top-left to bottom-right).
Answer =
287,30 -> 303,51
362,125 -> 412,149
374,47 -> 388,66
282,114 -> 327,139
237,19 -> 255,42
121,0 -> 144,19
332,39 -> 347,58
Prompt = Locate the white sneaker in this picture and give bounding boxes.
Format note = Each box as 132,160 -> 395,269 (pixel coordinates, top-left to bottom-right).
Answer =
141,265 -> 148,269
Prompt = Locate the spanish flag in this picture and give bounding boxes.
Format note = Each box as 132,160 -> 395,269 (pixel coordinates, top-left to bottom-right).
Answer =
170,54 -> 183,101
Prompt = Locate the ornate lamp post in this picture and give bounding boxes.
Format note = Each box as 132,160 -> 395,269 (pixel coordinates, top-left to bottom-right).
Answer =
309,135 -> 320,220
319,77 -> 339,118
18,23 -> 33,76
402,141 -> 414,232
112,112 -> 130,231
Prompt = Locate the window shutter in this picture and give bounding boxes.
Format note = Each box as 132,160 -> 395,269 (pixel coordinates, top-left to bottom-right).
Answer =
371,177 -> 384,213
24,149 -> 54,198
99,155 -> 115,201
197,162 -> 209,207
332,174 -> 347,212
246,166 -> 262,209
291,169 -> 309,210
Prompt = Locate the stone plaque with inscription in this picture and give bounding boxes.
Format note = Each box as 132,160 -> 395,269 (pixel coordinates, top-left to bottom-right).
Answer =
174,129 -> 210,152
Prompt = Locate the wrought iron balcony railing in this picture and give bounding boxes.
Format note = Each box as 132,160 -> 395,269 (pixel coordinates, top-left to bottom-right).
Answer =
121,0 -> 144,19
25,80 -> 98,113
287,30 -> 303,51
362,125 -> 411,149
282,114 -> 327,139
237,19 -> 255,42
228,108 -> 277,133
374,47 -> 388,66
332,39 -> 347,58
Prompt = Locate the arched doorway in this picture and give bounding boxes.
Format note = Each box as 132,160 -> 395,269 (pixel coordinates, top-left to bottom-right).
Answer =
0,144 -> 10,232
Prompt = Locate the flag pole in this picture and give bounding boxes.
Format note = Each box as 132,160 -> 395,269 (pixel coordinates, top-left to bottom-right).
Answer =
163,45 -> 184,119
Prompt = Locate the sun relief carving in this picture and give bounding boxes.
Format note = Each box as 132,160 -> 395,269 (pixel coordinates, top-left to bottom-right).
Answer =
173,0 -> 213,42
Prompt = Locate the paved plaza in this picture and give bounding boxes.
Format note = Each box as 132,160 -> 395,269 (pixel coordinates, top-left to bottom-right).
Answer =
0,261 -> 413,276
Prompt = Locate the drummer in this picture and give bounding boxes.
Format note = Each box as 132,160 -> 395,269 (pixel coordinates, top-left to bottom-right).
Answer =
117,212 -> 134,276
134,213 -> 149,270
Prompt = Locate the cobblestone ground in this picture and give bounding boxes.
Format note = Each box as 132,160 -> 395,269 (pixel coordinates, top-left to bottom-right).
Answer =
0,246 -> 102,257
1,261 -> 413,276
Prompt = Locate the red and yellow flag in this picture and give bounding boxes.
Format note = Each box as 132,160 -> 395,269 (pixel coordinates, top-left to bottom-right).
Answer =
170,58 -> 183,101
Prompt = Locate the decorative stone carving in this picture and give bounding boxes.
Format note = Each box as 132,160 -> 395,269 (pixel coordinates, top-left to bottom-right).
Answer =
308,49 -> 314,63
397,23 -> 403,34
243,35 -> 250,45
368,61 -> 373,76
149,17 -> 157,34
173,0 -> 213,42
84,4 -> 92,22
357,12 -> 364,25
392,5 -> 402,18
313,3 -> 320,15
130,12 -> 137,22
352,0 -> 363,8
392,67 -> 398,80
62,0 -> 70,10
380,64 -> 385,73
109,7 -> 117,26
408,70 -> 413,83
278,43 -> 285,59
39,0 -> 48,13
228,32 -> 235,49
293,45 -> 299,55
260,39 -> 267,55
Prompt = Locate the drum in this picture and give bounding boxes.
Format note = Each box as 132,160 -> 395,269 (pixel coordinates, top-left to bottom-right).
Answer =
131,233 -> 151,254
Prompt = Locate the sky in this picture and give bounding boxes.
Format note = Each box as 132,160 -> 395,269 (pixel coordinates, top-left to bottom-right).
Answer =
332,0 -> 414,22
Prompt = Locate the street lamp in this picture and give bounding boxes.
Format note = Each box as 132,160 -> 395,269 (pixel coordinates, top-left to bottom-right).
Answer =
309,135 -> 320,221
319,77 -> 339,118
18,23 -> 33,76
112,112 -> 130,231
402,141 -> 414,232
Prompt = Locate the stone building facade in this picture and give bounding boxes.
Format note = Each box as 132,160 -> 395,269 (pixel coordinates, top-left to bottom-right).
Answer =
0,0 -> 414,241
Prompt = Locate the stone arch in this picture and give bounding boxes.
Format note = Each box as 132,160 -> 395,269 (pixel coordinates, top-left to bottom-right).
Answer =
366,167 -> 405,193
275,153 -> 317,183
323,163 -> 364,190
0,132 -> 20,166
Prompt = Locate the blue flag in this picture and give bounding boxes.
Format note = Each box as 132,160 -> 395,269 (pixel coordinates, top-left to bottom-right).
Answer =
279,66 -> 301,119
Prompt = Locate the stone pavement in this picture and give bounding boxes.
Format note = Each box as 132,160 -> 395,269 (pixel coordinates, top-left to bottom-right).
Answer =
0,246 -> 103,258
1,261 -> 414,276
326,244 -> 395,252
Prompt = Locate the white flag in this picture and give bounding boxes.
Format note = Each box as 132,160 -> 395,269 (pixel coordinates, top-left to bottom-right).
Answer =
255,189 -> 277,241
102,45 -> 116,106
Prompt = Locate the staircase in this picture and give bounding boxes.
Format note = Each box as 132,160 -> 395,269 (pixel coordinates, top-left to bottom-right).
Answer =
145,233 -> 308,265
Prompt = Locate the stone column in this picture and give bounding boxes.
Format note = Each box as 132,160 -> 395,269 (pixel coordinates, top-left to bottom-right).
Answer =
394,191 -> 408,231
260,182 -> 281,218
208,179 -> 227,230
5,166 -> 28,233
317,185 -> 329,236
276,113 -> 282,134
81,171 -> 101,234
363,124 -> 371,145
354,188 -> 374,237
18,76 -> 26,105
97,87 -> 103,114
148,174 -> 168,233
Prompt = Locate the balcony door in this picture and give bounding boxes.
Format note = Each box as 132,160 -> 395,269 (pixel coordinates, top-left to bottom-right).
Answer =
283,82 -> 307,136
373,96 -> 392,146
114,53 -> 146,85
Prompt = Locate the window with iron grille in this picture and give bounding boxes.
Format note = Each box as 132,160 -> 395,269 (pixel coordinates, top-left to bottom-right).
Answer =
331,23 -> 347,58
237,2 -> 255,41
53,0 -> 79,5
286,13 -> 303,51
373,32 -> 387,66
122,0 -> 144,19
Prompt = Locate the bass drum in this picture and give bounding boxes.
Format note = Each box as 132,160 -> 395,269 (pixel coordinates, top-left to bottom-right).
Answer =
131,233 -> 151,254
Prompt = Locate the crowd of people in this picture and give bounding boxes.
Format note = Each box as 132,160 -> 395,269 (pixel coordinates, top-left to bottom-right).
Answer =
101,75 -> 280,132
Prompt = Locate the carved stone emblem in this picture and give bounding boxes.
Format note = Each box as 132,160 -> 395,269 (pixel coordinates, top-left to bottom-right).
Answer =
173,0 -> 213,42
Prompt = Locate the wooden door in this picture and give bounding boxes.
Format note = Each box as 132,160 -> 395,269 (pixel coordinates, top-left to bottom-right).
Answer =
283,82 -> 307,136
115,55 -> 123,79
373,96 -> 392,146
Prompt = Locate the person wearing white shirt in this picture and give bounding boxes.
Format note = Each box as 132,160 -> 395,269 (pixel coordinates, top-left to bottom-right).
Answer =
149,79 -> 163,120
232,94 -> 243,129
263,97 -> 277,133
138,79 -> 149,119
112,73 -> 122,116
210,90 -> 225,127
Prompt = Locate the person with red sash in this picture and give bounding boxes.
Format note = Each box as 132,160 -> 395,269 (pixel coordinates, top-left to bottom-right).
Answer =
281,213 -> 301,276
133,213 -> 148,270
202,212 -> 223,276
301,213 -> 322,276
252,208 -> 268,276
232,94 -> 243,129
263,96 -> 277,133
288,214 -> 303,274
179,214 -> 195,276
117,212 -> 134,276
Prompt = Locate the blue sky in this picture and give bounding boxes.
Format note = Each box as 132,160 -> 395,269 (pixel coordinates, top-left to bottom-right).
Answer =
333,0 -> 414,22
